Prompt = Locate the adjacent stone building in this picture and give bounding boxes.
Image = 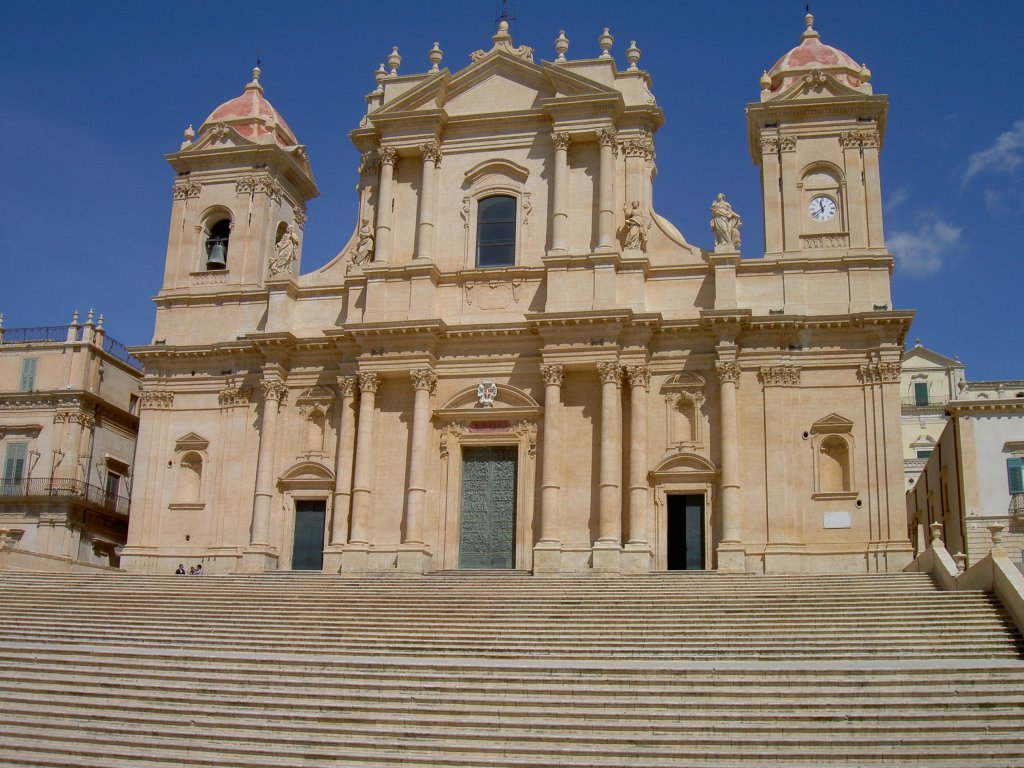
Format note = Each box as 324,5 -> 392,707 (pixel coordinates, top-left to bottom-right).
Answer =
122,14 -> 913,575
0,312 -> 142,570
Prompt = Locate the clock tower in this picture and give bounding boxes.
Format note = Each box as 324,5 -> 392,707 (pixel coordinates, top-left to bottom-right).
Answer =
747,13 -> 887,258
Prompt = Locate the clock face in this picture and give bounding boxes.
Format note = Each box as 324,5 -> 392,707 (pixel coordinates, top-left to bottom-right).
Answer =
808,195 -> 837,222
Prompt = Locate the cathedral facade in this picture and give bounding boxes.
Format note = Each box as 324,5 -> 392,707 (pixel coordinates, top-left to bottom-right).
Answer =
121,15 -> 913,575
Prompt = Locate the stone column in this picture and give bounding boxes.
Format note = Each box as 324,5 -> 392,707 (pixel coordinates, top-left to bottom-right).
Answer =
330,376 -> 358,547
242,375 -> 287,571
759,137 -> 784,254
594,361 -> 623,571
374,147 -> 397,263
715,355 -> 745,572
550,132 -> 571,253
398,369 -> 436,573
415,143 -> 441,261
779,137 -> 799,253
860,131 -> 885,248
534,364 -> 564,572
348,372 -> 381,548
596,128 -> 617,251
623,364 -> 652,572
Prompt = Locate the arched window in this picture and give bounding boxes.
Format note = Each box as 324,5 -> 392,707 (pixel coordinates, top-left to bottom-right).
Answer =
205,219 -> 231,270
819,436 -> 850,493
475,195 -> 516,267
178,452 -> 203,504
304,408 -> 326,455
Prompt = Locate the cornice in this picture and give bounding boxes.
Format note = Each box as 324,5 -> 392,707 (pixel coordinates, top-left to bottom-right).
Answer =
947,399 -> 1024,417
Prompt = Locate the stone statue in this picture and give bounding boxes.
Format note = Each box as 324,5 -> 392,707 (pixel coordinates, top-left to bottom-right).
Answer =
269,224 -> 299,275
622,200 -> 651,251
710,193 -> 742,249
350,218 -> 374,266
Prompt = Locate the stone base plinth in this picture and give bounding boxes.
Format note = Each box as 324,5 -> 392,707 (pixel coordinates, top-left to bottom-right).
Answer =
559,546 -> 593,573
321,547 -> 345,573
532,542 -> 562,573
339,544 -> 371,573
396,545 -> 432,574
621,543 -> 653,574
716,542 -> 746,573
240,545 -> 279,573
592,542 -> 622,573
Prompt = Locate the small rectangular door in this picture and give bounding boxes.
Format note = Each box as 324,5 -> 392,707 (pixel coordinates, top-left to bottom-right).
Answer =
667,494 -> 705,570
292,499 -> 326,571
459,446 -> 517,569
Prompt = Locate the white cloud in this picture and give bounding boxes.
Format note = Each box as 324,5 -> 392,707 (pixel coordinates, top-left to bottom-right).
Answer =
884,186 -> 908,213
888,212 -> 962,277
963,119 -> 1024,186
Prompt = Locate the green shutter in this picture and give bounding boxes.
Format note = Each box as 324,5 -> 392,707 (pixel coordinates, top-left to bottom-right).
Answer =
19,358 -> 37,391
1008,458 -> 1024,495
2,443 -> 27,488
914,382 -> 929,406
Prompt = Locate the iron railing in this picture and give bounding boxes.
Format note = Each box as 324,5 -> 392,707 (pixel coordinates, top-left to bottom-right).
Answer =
101,336 -> 143,371
901,395 -> 950,409
1010,493 -> 1024,518
0,326 -> 142,371
0,477 -> 129,516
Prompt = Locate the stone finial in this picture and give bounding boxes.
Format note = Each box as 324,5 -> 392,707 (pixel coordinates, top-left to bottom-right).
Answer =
953,552 -> 967,574
929,521 -> 944,544
598,28 -> 614,59
988,522 -> 1005,548
428,42 -> 443,72
374,63 -> 387,93
181,124 -> 195,149
802,11 -> 819,40
626,40 -> 640,70
387,46 -> 402,76
246,65 -> 263,93
494,19 -> 512,44
859,63 -> 872,83
760,70 -> 772,90
71,310 -> 79,325
97,314 -> 104,329
85,308 -> 95,326
0,313 -> 4,330
554,30 -> 569,62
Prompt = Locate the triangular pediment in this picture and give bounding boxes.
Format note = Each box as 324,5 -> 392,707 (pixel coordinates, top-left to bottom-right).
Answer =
902,344 -> 962,370
174,432 -> 209,452
811,413 -> 854,434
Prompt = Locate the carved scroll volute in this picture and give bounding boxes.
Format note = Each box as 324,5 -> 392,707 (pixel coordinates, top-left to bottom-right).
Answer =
357,371 -> 381,394
540,364 -> 564,387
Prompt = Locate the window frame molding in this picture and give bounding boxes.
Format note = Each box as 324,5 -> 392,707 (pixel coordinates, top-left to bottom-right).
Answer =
460,159 -> 531,271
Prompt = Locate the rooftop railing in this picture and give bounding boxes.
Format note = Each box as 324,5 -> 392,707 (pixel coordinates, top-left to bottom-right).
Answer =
0,477 -> 130,517
0,325 -> 142,371
1010,493 -> 1024,519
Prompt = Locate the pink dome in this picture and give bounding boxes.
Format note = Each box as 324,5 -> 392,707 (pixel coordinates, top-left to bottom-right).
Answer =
200,67 -> 298,147
765,14 -> 866,93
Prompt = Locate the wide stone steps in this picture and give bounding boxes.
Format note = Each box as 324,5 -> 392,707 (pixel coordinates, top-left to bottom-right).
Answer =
3,571 -> 1024,766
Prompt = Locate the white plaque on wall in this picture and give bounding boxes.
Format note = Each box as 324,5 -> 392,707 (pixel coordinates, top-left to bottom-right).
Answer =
823,511 -> 852,529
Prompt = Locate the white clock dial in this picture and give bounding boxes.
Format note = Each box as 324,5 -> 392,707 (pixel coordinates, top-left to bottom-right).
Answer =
808,196 -> 837,222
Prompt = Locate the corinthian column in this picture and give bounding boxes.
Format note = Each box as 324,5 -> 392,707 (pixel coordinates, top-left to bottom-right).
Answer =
594,361 -> 623,572
624,365 -> 651,570
534,364 -> 564,572
715,355 -> 745,572
415,143 -> 441,260
374,147 -> 397,263
330,376 -> 358,546
550,132 -> 571,253
403,369 -> 436,544
243,374 -> 287,571
596,127 -> 617,251
348,372 -> 381,545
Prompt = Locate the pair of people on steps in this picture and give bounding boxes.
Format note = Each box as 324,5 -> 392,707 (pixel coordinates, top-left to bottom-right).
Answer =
175,563 -> 203,575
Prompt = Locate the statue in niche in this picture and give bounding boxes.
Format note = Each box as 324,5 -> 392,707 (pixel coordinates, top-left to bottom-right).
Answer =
710,193 -> 742,249
350,218 -> 374,266
269,223 -> 299,275
622,200 -> 651,251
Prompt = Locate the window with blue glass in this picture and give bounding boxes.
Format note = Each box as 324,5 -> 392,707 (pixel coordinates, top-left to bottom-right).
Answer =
475,195 -> 516,268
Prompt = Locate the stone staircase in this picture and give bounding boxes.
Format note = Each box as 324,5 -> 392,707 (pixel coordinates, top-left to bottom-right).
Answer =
0,570 -> 1023,766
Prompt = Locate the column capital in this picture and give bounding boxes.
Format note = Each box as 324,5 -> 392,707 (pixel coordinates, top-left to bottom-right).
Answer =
597,127 -> 618,148
540,363 -> 564,386
624,364 -> 651,388
336,375 -> 357,398
714,360 -> 741,385
358,151 -> 380,177
378,145 -> 398,166
260,379 -> 288,403
758,364 -> 801,388
597,361 -> 623,386
410,368 -> 437,392
418,142 -> 442,165
358,371 -> 382,394
551,131 -> 571,151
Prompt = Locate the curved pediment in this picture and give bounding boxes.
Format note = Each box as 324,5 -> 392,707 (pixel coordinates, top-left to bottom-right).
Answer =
464,158 -> 530,187
439,382 -> 539,411
650,452 -> 718,480
278,460 -> 334,491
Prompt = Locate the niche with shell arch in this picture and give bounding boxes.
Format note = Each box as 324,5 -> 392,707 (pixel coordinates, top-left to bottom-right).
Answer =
171,432 -> 210,508
295,386 -> 336,459
810,413 -> 857,499
660,373 -> 707,451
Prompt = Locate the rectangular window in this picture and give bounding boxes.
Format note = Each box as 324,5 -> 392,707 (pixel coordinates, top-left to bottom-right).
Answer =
475,196 -> 517,268
2,443 -> 28,494
1008,458 -> 1024,495
105,471 -> 121,501
19,358 -> 38,391
916,450 -> 932,459
913,382 -> 929,406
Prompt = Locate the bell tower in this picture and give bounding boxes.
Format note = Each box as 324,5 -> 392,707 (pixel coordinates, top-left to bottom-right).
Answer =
156,67 -> 318,343
747,13 -> 886,258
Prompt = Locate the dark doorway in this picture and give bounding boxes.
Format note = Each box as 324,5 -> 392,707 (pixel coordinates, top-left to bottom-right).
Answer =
292,499 -> 326,571
667,494 -> 705,570
459,446 -> 517,569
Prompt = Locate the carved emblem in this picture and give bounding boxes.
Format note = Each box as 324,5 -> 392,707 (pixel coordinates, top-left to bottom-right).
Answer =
477,380 -> 498,407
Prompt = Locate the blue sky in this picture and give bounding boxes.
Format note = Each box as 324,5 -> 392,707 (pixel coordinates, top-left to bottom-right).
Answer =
1,1 -> 1021,379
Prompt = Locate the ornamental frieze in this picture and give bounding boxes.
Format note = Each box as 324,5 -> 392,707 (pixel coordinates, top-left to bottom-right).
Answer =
140,391 -> 174,410
218,387 -> 251,408
840,129 -> 881,149
857,361 -> 901,384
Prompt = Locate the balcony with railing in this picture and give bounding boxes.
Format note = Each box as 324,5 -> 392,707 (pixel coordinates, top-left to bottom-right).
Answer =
0,477 -> 130,517
901,394 -> 950,412
0,324 -> 142,372
1010,493 -> 1024,519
